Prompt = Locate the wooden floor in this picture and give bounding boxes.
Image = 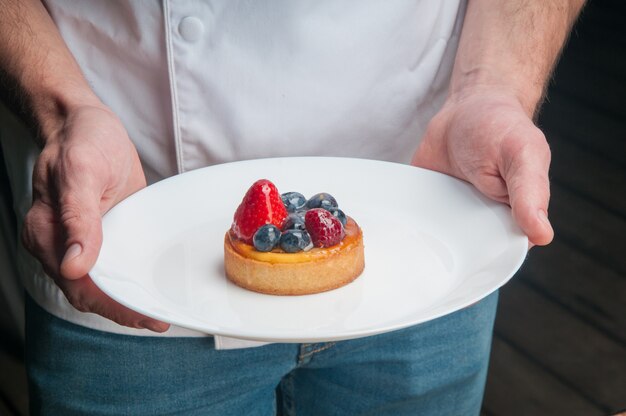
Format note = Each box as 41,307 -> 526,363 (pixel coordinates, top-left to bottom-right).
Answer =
1,0 -> 625,414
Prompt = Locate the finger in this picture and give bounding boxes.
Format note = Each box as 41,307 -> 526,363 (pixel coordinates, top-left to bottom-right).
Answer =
59,276 -> 170,332
502,128 -> 554,246
25,200 -> 170,332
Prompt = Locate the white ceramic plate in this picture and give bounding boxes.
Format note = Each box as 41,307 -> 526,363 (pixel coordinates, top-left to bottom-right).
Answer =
91,157 -> 527,342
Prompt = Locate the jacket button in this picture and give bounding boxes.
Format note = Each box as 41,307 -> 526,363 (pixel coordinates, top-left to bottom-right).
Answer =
179,16 -> 204,42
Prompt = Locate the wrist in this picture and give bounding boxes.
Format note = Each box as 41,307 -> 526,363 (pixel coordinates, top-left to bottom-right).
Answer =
449,69 -> 544,119
28,79 -> 103,145
0,0 -> 104,145
448,0 -> 585,121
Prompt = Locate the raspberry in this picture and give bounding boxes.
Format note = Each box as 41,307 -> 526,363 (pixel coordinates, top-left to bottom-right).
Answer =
304,208 -> 345,248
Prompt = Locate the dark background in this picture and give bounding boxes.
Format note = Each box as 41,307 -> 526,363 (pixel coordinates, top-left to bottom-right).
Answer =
1,0 -> 625,414
483,0 -> 626,414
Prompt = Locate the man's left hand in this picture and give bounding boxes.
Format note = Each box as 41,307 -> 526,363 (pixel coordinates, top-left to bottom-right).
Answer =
412,90 -> 554,247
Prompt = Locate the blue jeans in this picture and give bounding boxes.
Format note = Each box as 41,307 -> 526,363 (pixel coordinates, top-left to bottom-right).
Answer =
26,292 -> 498,415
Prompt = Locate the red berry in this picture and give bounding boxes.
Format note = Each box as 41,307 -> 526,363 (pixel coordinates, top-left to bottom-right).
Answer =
231,179 -> 288,244
305,208 -> 345,248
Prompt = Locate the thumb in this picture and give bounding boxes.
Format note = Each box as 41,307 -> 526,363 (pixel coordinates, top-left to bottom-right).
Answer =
510,183 -> 554,247
58,191 -> 103,280
502,129 -> 554,246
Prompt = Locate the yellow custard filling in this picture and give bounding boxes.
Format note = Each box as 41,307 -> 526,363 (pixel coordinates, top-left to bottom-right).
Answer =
228,218 -> 361,264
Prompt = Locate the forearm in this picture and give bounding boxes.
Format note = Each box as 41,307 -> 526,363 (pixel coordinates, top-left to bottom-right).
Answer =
451,0 -> 585,116
0,0 -> 100,142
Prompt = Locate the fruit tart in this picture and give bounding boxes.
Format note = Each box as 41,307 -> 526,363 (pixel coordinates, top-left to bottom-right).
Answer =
224,179 -> 364,295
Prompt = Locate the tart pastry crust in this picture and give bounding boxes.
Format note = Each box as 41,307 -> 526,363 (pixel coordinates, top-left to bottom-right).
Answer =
224,218 -> 364,295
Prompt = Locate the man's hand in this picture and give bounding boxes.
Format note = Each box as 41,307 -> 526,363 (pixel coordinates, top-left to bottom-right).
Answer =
412,0 -> 585,247
0,0 -> 169,331
412,90 -> 553,246
22,105 -> 170,332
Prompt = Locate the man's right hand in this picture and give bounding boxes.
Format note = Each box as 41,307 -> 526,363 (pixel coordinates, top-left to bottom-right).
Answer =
22,104 -> 170,332
0,0 -> 169,331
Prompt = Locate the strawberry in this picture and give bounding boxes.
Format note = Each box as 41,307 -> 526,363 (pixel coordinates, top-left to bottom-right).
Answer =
231,179 -> 288,244
305,208 -> 345,248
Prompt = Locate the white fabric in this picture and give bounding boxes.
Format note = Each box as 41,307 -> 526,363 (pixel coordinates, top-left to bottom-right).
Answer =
0,0 -> 465,348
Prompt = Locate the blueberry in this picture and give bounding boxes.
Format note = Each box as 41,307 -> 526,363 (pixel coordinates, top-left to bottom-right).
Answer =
327,208 -> 347,227
280,229 -> 313,253
281,192 -> 307,212
282,212 -> 306,231
306,193 -> 338,210
253,224 -> 281,252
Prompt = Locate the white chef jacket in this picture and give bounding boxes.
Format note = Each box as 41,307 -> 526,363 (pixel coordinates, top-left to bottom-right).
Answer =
0,0 -> 465,348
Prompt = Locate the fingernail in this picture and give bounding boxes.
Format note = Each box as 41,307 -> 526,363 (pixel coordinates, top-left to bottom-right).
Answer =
63,243 -> 82,264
